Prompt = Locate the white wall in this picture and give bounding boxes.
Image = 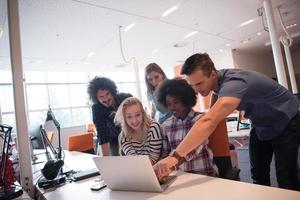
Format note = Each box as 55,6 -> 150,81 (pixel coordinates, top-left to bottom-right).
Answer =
290,48 -> 300,74
290,48 -> 300,92
210,50 -> 235,69
231,49 -> 277,78
231,47 -> 300,94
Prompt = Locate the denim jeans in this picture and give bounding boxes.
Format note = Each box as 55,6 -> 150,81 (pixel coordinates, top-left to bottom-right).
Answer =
249,112 -> 300,190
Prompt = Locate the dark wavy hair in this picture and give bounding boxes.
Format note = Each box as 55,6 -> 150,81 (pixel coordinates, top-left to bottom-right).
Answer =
87,77 -> 118,104
144,63 -> 167,96
155,78 -> 197,109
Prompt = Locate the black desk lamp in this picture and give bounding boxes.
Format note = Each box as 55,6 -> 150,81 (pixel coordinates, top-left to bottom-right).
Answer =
45,107 -> 62,160
38,108 -> 66,189
0,124 -> 23,200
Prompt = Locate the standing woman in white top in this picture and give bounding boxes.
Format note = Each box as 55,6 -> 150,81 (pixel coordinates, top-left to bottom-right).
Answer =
115,97 -> 163,164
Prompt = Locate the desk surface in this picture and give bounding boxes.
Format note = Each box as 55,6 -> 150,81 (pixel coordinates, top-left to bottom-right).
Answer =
228,129 -> 250,138
34,151 -> 300,200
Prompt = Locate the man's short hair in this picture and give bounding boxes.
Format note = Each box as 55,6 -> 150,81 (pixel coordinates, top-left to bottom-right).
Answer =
181,53 -> 216,76
87,77 -> 118,104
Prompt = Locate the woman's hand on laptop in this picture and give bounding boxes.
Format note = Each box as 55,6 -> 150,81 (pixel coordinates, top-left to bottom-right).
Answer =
153,156 -> 178,181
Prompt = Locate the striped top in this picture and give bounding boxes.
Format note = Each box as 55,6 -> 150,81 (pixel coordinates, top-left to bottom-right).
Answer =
120,121 -> 163,164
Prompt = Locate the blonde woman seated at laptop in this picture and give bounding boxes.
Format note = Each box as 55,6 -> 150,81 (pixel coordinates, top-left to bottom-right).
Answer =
115,97 -> 163,165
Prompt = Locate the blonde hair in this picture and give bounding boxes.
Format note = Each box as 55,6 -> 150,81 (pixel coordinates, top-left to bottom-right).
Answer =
115,97 -> 152,144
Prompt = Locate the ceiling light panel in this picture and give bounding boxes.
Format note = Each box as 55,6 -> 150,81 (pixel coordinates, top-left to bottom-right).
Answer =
124,23 -> 135,32
161,5 -> 178,18
183,31 -> 198,39
238,19 -> 256,27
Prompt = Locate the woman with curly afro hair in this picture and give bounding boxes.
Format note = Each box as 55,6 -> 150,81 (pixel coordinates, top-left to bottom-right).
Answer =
155,78 -> 217,176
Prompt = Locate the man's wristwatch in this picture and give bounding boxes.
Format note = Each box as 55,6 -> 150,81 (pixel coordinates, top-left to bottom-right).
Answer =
169,150 -> 186,169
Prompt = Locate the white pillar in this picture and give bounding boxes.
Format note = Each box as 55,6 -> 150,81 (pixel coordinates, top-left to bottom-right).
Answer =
0,102 -> 2,124
131,58 -> 142,100
263,0 -> 288,88
282,37 -> 298,94
7,0 -> 34,197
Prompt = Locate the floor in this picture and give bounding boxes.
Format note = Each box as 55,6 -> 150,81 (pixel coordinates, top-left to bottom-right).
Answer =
236,146 -> 278,187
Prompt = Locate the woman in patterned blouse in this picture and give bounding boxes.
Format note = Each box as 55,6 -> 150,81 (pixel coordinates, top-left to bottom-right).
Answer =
115,97 -> 163,164
156,78 -> 218,176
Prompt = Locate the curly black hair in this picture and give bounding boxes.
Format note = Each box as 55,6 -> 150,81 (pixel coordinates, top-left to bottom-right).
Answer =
87,77 -> 118,104
155,78 -> 197,109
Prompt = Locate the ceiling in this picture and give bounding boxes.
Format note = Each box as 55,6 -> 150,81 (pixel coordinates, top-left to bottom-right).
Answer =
0,0 -> 300,72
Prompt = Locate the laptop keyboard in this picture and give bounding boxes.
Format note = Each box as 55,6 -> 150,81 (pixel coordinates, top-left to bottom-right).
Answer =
159,175 -> 176,185
72,168 -> 100,182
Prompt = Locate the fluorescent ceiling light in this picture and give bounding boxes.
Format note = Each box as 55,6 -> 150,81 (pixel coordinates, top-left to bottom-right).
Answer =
115,63 -> 127,68
219,49 -> 223,52
161,5 -> 178,18
286,23 -> 297,29
242,38 -> 250,44
257,32 -> 262,36
152,49 -> 158,54
226,43 -> 231,47
87,51 -> 95,58
184,31 -> 198,39
173,41 -> 188,47
29,60 -> 42,64
125,23 -> 135,32
239,19 -> 255,27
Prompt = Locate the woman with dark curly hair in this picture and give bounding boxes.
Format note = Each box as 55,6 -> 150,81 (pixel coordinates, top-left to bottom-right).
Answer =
145,63 -> 171,123
155,78 -> 217,176
87,76 -> 132,156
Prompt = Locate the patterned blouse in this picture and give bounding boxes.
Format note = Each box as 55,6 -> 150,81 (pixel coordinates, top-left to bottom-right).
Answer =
161,110 -> 218,176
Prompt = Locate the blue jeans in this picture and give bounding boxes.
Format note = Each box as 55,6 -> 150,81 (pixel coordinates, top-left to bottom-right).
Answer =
249,112 -> 300,190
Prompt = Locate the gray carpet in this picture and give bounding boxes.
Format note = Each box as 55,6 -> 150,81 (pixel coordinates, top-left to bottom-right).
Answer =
236,147 -> 278,187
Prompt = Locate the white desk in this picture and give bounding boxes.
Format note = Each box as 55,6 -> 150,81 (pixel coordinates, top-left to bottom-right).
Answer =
34,151 -> 300,200
228,129 -> 250,138
228,129 -> 250,148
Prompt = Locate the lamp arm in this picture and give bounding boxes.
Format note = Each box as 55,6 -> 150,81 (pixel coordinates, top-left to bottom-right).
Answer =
0,125 -> 13,187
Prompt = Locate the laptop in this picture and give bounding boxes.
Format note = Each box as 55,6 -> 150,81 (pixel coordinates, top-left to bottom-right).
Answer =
93,155 -> 176,192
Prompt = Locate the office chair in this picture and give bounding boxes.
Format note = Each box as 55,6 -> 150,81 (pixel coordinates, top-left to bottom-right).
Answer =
67,133 -> 94,154
208,119 -> 240,180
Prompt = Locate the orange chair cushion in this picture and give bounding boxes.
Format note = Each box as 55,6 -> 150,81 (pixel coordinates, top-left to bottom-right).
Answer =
67,132 -> 94,152
47,132 -> 54,143
208,120 -> 230,157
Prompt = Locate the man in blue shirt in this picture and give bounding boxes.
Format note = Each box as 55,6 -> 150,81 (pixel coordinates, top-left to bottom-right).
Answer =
154,53 -> 300,190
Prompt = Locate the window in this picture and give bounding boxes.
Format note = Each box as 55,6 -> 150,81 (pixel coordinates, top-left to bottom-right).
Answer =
48,85 -> 71,108
1,70 -> 149,129
26,85 -> 49,110
0,85 -> 15,113
69,84 -> 88,107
